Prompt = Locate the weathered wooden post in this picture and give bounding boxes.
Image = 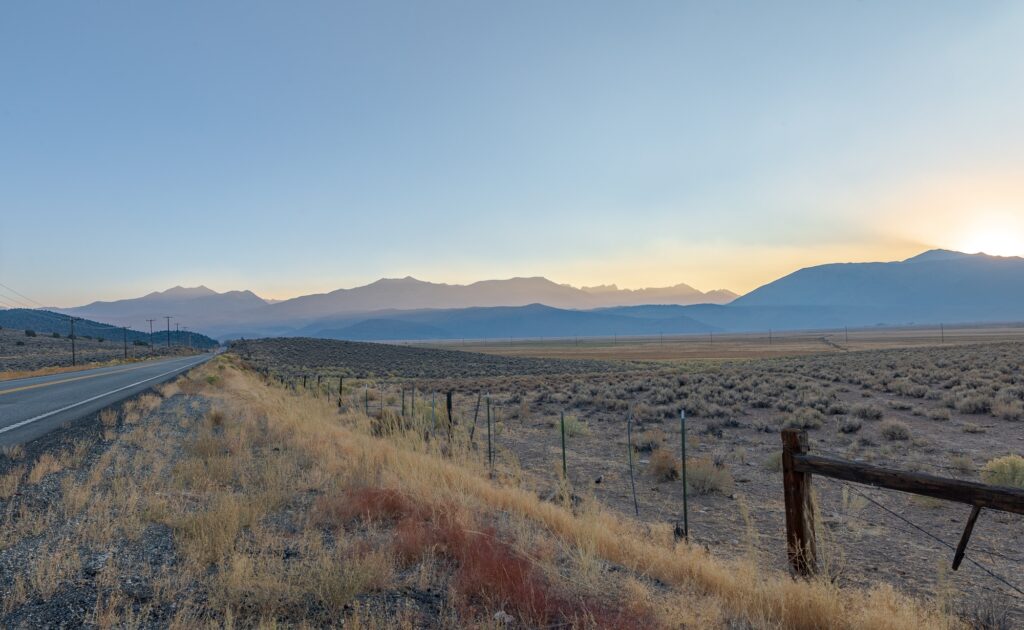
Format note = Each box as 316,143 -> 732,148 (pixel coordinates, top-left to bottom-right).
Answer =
338,377 -> 344,408
781,428 -> 817,576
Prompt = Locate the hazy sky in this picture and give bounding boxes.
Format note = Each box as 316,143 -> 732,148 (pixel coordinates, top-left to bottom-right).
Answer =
3,1 -> 1024,306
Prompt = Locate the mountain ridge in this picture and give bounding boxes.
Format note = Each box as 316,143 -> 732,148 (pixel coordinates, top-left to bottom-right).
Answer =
34,249 -> 1024,340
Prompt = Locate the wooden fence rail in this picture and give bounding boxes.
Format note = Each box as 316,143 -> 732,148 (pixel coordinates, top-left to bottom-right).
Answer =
781,428 -> 1024,577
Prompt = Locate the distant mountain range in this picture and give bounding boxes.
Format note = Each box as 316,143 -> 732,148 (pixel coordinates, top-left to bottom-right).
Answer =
34,249 -> 1024,341
56,277 -> 736,337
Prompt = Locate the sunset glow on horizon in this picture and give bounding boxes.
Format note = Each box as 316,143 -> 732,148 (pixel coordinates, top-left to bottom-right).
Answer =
3,2 -> 1024,306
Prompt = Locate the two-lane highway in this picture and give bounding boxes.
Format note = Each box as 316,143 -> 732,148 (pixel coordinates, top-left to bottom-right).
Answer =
0,354 -> 211,445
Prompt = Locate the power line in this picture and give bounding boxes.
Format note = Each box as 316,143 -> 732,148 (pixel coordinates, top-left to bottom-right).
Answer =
0,282 -> 45,307
0,290 -> 32,308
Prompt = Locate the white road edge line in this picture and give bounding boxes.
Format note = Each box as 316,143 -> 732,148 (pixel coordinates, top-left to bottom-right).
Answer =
0,357 -> 208,436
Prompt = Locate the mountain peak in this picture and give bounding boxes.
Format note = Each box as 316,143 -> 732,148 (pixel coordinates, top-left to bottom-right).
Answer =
903,249 -> 972,263
167,285 -> 215,294
144,285 -> 219,300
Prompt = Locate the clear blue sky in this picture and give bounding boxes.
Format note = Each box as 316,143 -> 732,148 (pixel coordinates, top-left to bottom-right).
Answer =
3,1 -> 1023,306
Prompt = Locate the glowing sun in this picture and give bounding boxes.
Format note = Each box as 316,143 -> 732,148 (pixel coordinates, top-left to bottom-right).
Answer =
959,226 -> 1024,257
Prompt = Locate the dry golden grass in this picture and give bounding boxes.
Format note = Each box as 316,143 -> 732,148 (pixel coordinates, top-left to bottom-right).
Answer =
185,359 -> 956,629
27,452 -> 65,484
0,466 -> 24,499
0,356 -> 962,628
29,538 -> 81,598
1,444 -> 24,461
99,408 -> 118,428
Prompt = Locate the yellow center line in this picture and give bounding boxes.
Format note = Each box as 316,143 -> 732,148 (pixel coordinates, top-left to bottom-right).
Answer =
0,360 -> 178,397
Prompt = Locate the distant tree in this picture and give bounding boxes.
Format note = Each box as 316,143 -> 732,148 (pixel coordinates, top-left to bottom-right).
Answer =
97,337 -> 104,343
24,329 -> 36,337
16,341 -> 25,346
52,332 -> 61,338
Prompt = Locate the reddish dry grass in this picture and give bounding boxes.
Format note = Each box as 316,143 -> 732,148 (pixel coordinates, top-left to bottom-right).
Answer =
335,486 -> 657,628
312,487 -> 428,527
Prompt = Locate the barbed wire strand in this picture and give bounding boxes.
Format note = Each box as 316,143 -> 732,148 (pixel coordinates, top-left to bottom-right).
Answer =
819,477 -> 1023,598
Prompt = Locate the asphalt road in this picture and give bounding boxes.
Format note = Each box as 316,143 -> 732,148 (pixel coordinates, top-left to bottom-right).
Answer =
0,354 -> 211,446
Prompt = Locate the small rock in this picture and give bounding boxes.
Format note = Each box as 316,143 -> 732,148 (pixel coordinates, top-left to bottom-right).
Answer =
594,475 -> 603,484
122,578 -> 153,601
83,552 -> 110,576
493,610 -> 515,624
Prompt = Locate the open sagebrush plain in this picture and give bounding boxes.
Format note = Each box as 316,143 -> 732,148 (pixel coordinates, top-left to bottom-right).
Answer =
234,337 -> 1024,628
0,339 -> 1019,628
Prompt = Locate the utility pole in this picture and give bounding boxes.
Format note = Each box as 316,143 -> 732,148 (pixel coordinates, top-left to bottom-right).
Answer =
122,326 -> 128,359
68,316 -> 77,366
940,323 -> 945,344
164,316 -> 172,348
147,319 -> 156,352
185,327 -> 191,350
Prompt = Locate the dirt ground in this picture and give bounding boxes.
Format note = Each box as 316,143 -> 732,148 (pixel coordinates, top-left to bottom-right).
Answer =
416,324 -> 1024,362
255,338 -> 1024,625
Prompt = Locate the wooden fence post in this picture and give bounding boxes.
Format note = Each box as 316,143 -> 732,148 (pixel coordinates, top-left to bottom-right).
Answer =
781,428 -> 817,576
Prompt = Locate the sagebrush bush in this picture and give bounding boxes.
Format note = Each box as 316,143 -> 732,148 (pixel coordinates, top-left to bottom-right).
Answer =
851,404 -> 884,421
839,417 -> 862,434
955,394 -> 991,415
782,408 -> 824,430
880,420 -> 910,441
648,448 -> 680,481
926,407 -> 951,422
633,428 -> 665,452
559,414 -> 589,437
981,454 -> 1024,488
686,457 -> 734,495
992,398 -> 1024,421
949,454 -> 973,474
